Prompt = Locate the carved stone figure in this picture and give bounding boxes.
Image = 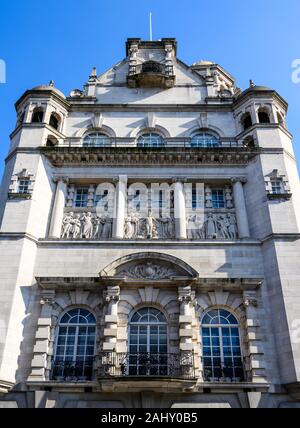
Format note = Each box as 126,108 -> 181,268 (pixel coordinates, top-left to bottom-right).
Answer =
227,213 -> 238,239
61,212 -> 74,238
93,216 -> 103,239
82,212 -> 93,238
205,213 -> 217,239
101,216 -> 112,238
124,217 -> 135,239
72,214 -> 82,238
187,212 -> 238,240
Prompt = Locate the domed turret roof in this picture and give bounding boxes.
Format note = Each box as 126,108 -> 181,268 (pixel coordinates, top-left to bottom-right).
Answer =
192,60 -> 214,66
32,82 -> 66,99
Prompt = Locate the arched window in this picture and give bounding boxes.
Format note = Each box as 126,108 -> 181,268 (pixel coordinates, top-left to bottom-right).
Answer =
83,132 -> 110,147
258,110 -> 270,124
46,135 -> 58,147
242,113 -> 252,130
51,308 -> 96,381
201,309 -> 244,381
49,113 -> 60,130
128,307 -> 167,376
191,133 -> 220,148
31,108 -> 44,123
137,133 -> 165,147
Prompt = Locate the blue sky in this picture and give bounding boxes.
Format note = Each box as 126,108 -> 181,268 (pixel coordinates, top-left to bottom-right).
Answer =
1,0 -> 300,177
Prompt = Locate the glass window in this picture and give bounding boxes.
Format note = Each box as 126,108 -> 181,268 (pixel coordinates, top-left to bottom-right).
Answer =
211,189 -> 225,208
201,309 -> 244,381
191,133 -> 220,148
128,308 -> 168,376
83,133 -> 110,147
271,180 -> 283,194
74,187 -> 89,207
137,133 -> 164,147
18,179 -> 30,194
51,308 -> 96,380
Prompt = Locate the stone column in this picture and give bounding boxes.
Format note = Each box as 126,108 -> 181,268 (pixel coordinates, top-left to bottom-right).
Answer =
231,177 -> 250,238
173,178 -> 187,239
28,290 -> 55,381
103,285 -> 120,352
113,175 -> 127,239
243,289 -> 267,383
49,177 -> 68,238
178,286 -> 197,378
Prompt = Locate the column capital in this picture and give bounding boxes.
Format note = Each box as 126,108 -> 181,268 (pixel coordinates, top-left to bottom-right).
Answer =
178,285 -> 195,304
243,290 -> 258,307
53,175 -> 69,184
231,176 -> 247,184
172,176 -> 187,184
40,290 -> 56,306
113,174 -> 127,184
105,285 -> 120,303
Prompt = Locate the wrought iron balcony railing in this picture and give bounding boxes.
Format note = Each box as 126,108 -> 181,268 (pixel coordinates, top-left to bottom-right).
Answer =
55,138 -> 246,149
202,358 -> 246,382
50,358 -> 95,381
98,351 -> 195,379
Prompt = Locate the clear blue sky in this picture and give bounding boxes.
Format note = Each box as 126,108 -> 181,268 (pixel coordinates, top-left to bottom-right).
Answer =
1,0 -> 300,178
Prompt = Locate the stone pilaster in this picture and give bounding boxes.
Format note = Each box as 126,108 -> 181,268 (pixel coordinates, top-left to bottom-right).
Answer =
49,176 -> 69,238
243,290 -> 267,383
231,177 -> 250,238
103,286 -> 120,351
173,178 -> 187,239
28,290 -> 55,381
113,175 -> 127,239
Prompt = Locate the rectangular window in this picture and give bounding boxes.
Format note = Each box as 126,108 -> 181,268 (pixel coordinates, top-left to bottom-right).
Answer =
18,179 -> 30,194
271,180 -> 283,194
74,187 -> 89,207
211,189 -> 225,208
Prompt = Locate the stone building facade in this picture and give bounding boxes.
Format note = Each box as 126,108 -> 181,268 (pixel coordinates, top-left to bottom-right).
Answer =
0,38 -> 300,408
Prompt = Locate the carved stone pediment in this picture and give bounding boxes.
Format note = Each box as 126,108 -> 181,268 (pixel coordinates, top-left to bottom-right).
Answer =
119,262 -> 178,280
100,252 -> 198,282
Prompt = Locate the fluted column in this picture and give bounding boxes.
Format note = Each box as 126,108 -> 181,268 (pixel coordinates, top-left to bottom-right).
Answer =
49,177 -> 68,238
173,178 -> 187,239
231,177 -> 250,238
113,175 -> 127,239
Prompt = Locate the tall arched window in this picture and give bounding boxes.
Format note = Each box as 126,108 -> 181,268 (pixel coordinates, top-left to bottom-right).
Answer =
258,109 -> 270,124
191,133 -> 220,148
137,133 -> 165,147
49,113 -> 60,130
128,307 -> 167,376
242,113 -> 253,130
83,132 -> 110,147
201,309 -> 244,381
31,107 -> 44,123
51,308 -> 96,381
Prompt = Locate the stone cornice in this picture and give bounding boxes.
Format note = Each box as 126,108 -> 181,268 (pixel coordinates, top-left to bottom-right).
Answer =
35,275 -> 263,292
15,88 -> 70,110
66,103 -> 235,112
40,146 -> 259,167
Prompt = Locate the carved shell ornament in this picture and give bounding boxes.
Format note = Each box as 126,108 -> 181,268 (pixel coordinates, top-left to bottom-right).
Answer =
119,262 -> 177,280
